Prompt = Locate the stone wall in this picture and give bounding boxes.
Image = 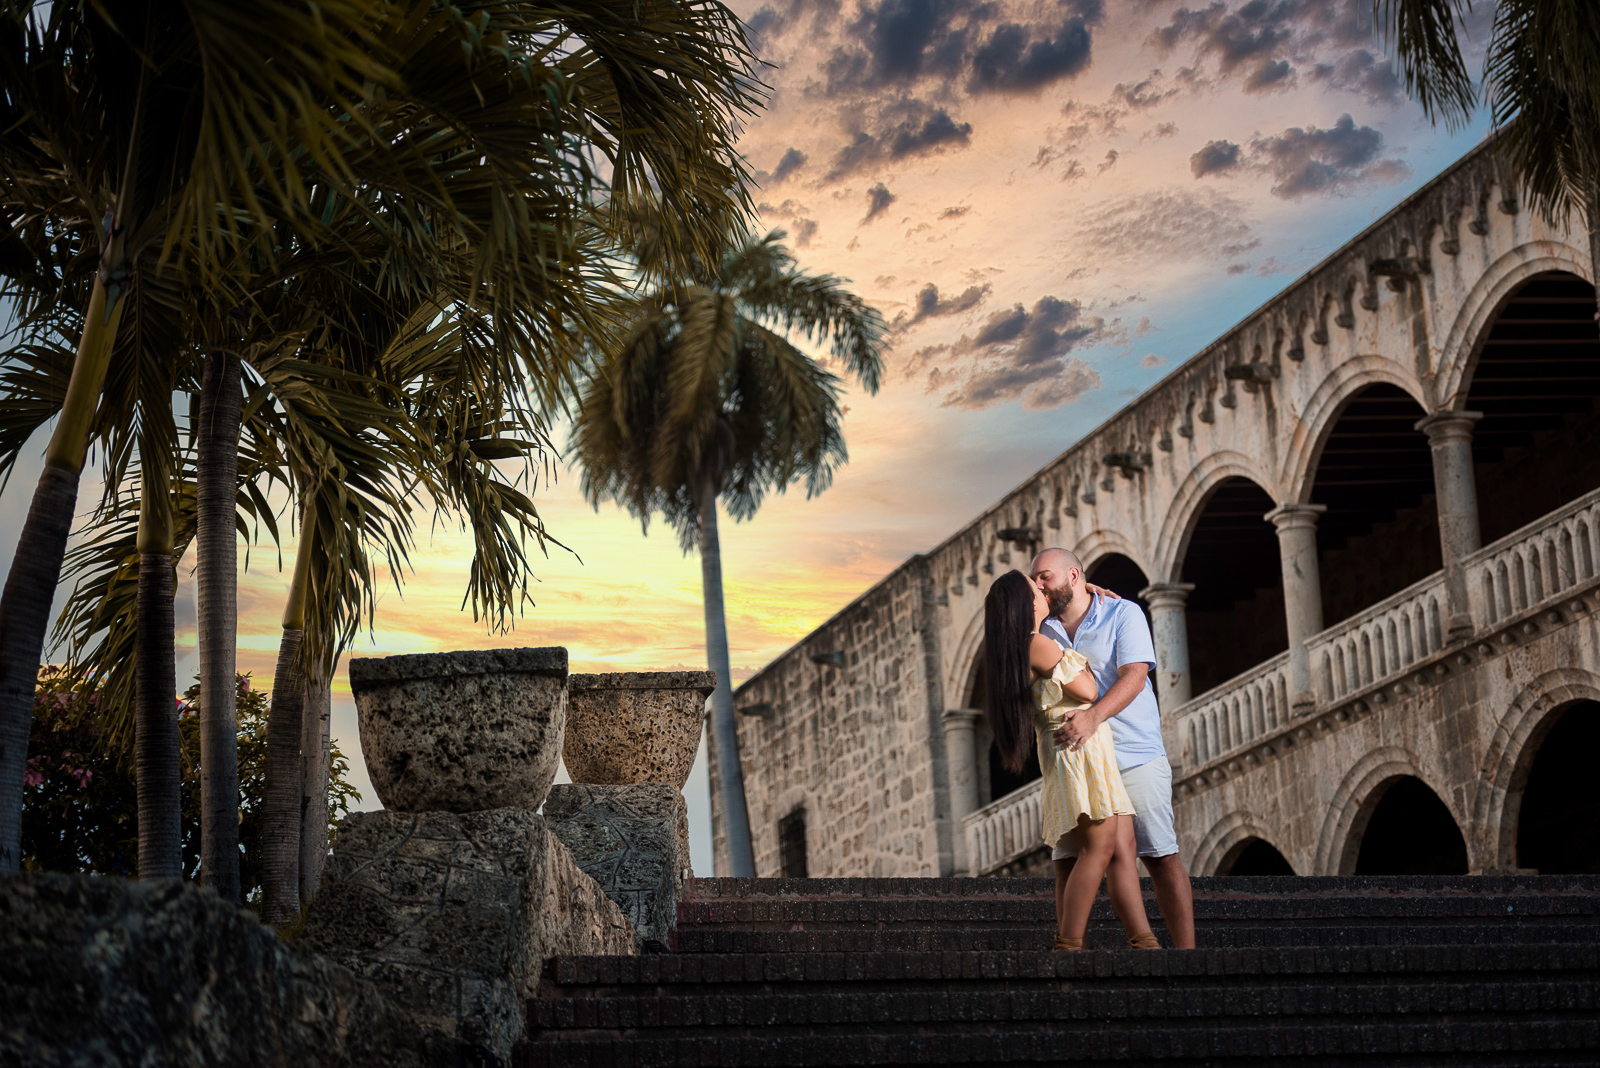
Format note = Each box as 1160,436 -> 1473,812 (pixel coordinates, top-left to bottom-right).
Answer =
711,559 -> 952,878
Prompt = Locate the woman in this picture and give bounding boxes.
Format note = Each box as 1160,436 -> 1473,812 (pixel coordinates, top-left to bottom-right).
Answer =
983,569 -> 1158,950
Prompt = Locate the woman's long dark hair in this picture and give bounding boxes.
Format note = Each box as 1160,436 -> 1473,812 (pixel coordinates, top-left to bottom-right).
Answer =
983,570 -> 1038,774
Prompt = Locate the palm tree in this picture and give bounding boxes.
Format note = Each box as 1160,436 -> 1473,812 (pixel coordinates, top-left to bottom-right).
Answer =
1378,1 -> 1600,316
572,230 -> 886,876
0,0 -> 761,878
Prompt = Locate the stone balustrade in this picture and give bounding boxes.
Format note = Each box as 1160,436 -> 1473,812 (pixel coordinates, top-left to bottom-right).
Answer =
1308,572 -> 1448,707
1469,484 -> 1600,625
961,778 -> 1044,876
1172,651 -> 1291,774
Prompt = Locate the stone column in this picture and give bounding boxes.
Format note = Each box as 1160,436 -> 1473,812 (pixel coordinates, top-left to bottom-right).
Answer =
1416,409 -> 1484,640
1265,503 -> 1327,712
941,709 -> 981,876
1140,583 -> 1196,711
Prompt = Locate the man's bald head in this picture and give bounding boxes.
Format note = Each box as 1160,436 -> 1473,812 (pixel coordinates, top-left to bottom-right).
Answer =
1030,548 -> 1084,616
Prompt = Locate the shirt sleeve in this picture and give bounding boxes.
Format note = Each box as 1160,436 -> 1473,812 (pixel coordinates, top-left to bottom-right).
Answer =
1040,616 -> 1069,645
1113,602 -> 1158,671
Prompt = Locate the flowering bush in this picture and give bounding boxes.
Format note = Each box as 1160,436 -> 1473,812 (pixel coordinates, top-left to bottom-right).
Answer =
22,668 -> 360,903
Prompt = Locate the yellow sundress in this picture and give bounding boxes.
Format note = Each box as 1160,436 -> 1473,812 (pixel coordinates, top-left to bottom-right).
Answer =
1032,641 -> 1134,848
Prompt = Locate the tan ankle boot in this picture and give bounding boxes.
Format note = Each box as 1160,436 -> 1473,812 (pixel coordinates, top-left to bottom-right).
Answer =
1052,934 -> 1084,951
1127,931 -> 1160,949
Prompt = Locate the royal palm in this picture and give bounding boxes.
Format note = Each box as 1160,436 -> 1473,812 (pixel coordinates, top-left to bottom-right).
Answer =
572,230 -> 885,876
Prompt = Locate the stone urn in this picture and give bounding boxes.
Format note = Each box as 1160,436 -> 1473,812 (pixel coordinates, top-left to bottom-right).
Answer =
350,647 -> 568,813
562,671 -> 716,787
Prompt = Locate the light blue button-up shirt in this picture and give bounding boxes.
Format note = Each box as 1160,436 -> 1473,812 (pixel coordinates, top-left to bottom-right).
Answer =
1039,593 -> 1165,771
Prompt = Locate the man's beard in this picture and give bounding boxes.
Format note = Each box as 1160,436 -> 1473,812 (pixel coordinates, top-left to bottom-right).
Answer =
1045,585 -> 1073,616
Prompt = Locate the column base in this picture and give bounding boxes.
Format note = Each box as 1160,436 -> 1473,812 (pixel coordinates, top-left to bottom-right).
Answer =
1446,613 -> 1476,643
1290,691 -> 1318,718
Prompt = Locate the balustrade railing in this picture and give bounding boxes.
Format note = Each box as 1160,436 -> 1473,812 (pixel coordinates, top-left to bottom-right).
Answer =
1172,651 -> 1289,773
1307,571 -> 1448,705
1169,484 -> 1600,776
961,779 -> 1043,876
1467,487 -> 1600,625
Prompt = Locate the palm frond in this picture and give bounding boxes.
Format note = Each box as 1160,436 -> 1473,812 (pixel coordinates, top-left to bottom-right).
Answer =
1376,0 -> 1478,129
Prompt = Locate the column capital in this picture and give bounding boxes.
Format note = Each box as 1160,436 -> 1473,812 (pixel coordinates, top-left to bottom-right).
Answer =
1139,582 -> 1195,609
1414,408 -> 1483,444
1264,502 -> 1327,533
942,708 -> 981,729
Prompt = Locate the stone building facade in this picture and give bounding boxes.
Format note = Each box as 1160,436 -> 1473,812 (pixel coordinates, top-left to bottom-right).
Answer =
709,138 -> 1600,881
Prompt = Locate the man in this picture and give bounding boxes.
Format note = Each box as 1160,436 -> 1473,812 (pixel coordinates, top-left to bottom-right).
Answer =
1030,547 -> 1196,949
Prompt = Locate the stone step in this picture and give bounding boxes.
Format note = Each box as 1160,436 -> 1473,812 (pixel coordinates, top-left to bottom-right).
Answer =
673,920 -> 1598,954
516,1020 -> 1600,1067
686,875 -> 1600,900
538,943 -> 1597,992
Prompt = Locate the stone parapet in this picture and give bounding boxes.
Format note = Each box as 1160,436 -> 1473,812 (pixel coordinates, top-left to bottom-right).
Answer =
303,808 -> 635,1065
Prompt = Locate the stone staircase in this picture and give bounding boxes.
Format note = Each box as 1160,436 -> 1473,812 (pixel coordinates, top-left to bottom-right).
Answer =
516,875 -> 1600,1066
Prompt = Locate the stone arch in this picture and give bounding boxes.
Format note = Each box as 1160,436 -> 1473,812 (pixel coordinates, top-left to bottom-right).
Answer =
1074,527 -> 1150,580
946,607 -> 987,709
1470,667 -> 1600,873
1434,242 -> 1594,409
1278,356 -> 1429,505
1313,745 -> 1456,875
1192,811 -> 1290,876
1152,451 -> 1279,584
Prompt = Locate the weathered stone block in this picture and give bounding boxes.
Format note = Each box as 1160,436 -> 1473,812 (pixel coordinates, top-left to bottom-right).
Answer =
545,783 -> 688,946
303,808 -> 635,1065
0,873 -> 425,1068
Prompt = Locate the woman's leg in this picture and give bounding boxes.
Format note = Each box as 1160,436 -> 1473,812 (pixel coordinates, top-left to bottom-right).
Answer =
1104,814 -> 1156,943
1057,817 -> 1116,941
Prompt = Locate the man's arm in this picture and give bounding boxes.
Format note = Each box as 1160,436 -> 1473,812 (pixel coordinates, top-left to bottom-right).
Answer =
1054,662 -> 1149,750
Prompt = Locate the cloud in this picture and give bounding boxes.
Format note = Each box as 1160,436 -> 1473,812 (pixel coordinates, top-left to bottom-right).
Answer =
1031,70 -> 1181,178
940,204 -> 970,218
772,147 -> 809,183
1097,149 -> 1119,173
1149,0 -> 1406,103
1249,113 -> 1409,198
794,218 -> 819,247
1308,48 -> 1401,104
968,17 -> 1094,94
827,101 -> 973,179
1190,139 -> 1240,176
863,182 -> 896,222
893,281 -> 989,331
914,295 -> 1108,409
1141,353 -> 1166,368
1226,262 -> 1250,275
1074,187 -> 1253,262
1147,121 -> 1179,139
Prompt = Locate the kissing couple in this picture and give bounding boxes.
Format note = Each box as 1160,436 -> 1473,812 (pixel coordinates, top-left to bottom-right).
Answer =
982,548 -> 1196,950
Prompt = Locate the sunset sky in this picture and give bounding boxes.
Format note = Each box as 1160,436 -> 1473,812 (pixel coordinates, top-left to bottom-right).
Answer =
2,0 -> 1494,874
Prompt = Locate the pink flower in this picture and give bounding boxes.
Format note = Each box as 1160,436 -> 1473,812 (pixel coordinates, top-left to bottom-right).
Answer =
23,769 -> 42,789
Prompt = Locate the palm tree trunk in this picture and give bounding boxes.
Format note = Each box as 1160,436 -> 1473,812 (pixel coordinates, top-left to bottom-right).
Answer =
135,452 -> 181,879
0,277 -> 126,873
262,518 -> 316,923
298,667 -> 332,902
196,350 -> 242,902
697,476 -> 755,877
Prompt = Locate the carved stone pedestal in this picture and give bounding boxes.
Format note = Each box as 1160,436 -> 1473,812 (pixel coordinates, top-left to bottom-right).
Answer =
303,808 -> 636,1066
545,783 -> 688,948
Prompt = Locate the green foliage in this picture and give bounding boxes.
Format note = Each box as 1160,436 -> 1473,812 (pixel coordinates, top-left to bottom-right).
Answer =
1378,0 -> 1600,225
22,669 -> 359,902
573,229 -> 887,549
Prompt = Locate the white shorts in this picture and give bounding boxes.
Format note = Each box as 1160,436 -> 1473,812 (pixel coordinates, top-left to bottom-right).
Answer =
1049,757 -> 1179,860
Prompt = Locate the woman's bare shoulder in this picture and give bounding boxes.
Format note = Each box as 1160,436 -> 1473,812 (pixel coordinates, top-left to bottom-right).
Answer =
1028,633 -> 1065,673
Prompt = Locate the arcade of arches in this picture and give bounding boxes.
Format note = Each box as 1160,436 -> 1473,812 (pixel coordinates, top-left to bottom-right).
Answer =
1170,271 -> 1600,708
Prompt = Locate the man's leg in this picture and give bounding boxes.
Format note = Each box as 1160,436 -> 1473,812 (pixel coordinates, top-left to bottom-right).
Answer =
1119,758 -> 1195,948
1141,852 -> 1195,948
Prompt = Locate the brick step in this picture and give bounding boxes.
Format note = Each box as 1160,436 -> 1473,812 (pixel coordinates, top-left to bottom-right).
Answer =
673,920 -> 1599,953
514,1017 -> 1600,1067
540,943 -> 1596,990
686,875 -> 1600,901
676,896 -> 1600,930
